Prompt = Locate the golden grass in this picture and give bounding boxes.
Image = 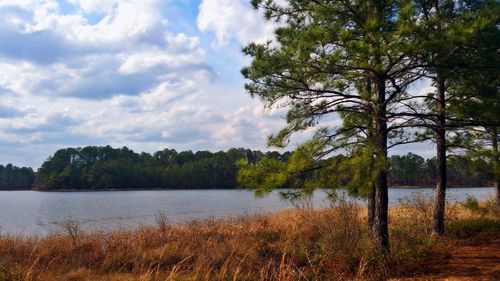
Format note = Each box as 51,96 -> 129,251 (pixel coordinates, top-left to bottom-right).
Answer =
0,197 -> 498,281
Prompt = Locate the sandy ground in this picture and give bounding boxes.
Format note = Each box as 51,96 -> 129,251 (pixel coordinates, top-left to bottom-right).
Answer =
394,235 -> 500,281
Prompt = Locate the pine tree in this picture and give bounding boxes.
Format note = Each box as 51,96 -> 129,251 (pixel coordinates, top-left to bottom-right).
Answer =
409,0 -> 500,233
446,2 -> 500,206
241,0 -> 425,252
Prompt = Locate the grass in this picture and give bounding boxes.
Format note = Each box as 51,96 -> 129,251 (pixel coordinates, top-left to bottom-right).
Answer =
0,196 -> 498,281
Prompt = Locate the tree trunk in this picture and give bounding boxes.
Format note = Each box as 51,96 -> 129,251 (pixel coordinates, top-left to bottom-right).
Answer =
433,77 -> 446,235
370,76 -> 389,252
491,128 -> 500,208
369,4 -> 388,252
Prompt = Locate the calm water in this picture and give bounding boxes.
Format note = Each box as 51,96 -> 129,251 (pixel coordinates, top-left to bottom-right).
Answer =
0,187 -> 495,235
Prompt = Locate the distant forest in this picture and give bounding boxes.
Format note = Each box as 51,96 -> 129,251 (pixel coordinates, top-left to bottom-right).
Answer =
0,146 -> 493,191
0,164 -> 35,190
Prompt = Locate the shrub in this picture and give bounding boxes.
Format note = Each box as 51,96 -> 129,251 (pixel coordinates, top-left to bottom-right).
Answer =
397,191 -> 435,234
462,195 -> 498,217
447,217 -> 500,238
462,195 -> 480,213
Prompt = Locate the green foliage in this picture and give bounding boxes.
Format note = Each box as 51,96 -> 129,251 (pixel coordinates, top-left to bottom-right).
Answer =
240,0 -> 443,209
462,196 -> 499,217
34,146 -> 276,190
0,164 -> 34,190
237,157 -> 287,196
447,217 -> 500,238
462,195 -> 480,212
3,148 -> 492,191
237,150 -> 493,199
344,149 -> 383,198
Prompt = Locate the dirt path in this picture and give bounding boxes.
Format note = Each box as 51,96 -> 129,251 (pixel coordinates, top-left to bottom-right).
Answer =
418,236 -> 500,280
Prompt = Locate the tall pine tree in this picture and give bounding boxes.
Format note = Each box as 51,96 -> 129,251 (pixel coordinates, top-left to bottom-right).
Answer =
409,0 -> 500,233
241,0 -> 425,251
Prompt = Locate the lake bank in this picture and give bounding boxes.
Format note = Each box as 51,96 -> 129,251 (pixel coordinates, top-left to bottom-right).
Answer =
4,185 -> 493,192
0,188 -> 495,235
1,201 -> 498,281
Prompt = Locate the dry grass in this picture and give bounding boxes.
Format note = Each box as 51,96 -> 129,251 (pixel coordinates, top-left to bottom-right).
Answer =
0,196 -> 498,281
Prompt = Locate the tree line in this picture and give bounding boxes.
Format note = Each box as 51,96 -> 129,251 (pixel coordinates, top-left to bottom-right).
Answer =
389,153 -> 491,187
0,164 -> 35,190
0,147 -> 493,190
33,146 -> 289,190
238,0 -> 499,252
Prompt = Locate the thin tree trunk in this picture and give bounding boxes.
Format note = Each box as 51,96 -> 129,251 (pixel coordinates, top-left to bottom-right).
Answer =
491,129 -> 500,208
374,166 -> 389,251
370,4 -> 388,252
433,77 -> 446,235
371,77 -> 389,251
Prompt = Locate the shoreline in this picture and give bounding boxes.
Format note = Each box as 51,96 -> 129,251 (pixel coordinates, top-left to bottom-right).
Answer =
1,198 -> 496,237
0,203 -> 497,280
1,186 -> 494,192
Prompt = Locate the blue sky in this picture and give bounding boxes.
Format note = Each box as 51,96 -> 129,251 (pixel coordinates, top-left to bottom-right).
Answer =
0,0 -> 434,168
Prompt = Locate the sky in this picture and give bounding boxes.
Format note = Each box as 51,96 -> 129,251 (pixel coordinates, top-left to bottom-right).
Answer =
0,0 -> 435,168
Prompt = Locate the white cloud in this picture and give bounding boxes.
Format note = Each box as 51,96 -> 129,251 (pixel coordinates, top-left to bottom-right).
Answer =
0,0 -> 293,168
197,0 -> 276,47
0,0 -> 211,99
1,1 -> 164,46
67,0 -> 117,14
73,1 -> 161,43
117,45 -> 206,75
165,32 -> 200,50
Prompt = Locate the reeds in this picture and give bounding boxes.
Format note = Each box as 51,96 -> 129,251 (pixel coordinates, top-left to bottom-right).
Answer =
0,197 -> 497,281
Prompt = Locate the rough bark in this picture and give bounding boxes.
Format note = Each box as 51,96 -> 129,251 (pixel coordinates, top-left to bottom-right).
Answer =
433,77 -> 447,235
370,76 -> 389,251
492,129 -> 500,208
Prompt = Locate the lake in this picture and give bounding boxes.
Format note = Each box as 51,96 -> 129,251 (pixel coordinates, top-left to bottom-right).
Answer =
0,187 -> 495,235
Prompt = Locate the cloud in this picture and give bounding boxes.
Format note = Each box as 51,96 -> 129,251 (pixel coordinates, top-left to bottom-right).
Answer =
0,104 -> 23,118
0,0 -> 300,169
0,1 -> 212,100
0,20 -> 73,64
197,0 -> 276,47
67,0 -> 119,14
1,110 -> 81,134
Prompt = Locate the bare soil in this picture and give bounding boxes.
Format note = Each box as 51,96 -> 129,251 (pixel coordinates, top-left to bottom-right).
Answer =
396,235 -> 500,281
